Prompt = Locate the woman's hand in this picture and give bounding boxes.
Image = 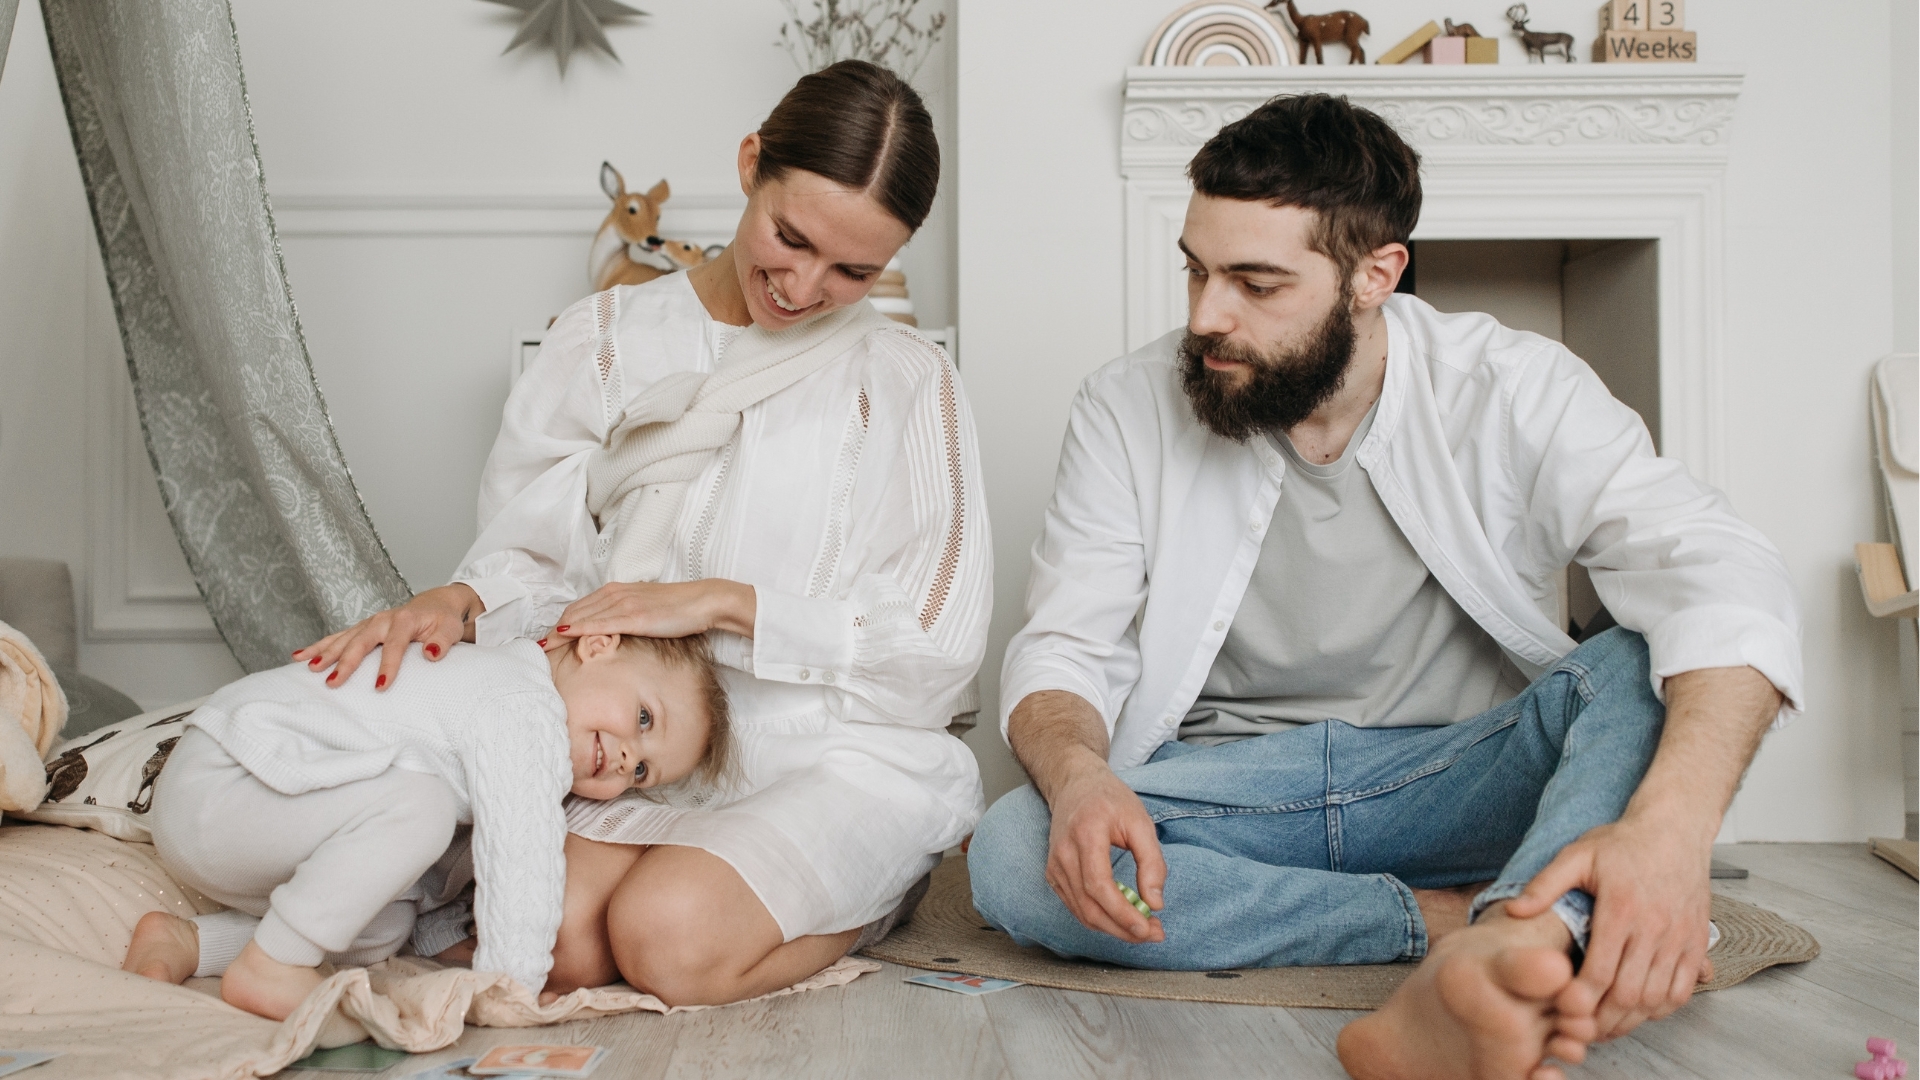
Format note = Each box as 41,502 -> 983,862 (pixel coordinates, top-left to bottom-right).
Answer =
293,583 -> 482,691
549,580 -> 756,646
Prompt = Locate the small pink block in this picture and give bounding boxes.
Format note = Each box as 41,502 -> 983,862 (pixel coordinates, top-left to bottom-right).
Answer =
1426,36 -> 1466,64
1859,1043 -> 1910,1080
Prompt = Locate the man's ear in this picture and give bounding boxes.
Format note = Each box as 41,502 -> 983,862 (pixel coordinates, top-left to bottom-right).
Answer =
573,633 -> 622,663
1353,243 -> 1410,311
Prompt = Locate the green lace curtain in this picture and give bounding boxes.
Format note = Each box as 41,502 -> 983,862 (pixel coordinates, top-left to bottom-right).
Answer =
0,1 -> 17,83
30,0 -> 410,671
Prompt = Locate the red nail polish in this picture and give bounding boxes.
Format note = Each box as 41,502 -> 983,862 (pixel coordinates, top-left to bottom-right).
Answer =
290,651 -> 301,659
326,674 -> 337,685
537,638 -> 548,648
308,658 -> 322,668
375,674 -> 387,689
555,625 -> 569,633
425,643 -> 440,658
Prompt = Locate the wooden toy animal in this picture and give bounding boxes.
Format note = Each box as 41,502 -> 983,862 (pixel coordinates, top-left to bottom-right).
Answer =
589,162 -> 675,292
1269,0 -> 1370,63
1443,18 -> 1481,36
1505,4 -> 1575,61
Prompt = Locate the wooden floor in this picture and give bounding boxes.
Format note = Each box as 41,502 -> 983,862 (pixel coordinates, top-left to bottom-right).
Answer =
287,844 -> 1917,1080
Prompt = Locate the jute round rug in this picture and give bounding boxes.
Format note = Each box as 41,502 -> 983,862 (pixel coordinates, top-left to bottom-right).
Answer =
860,858 -> 1821,1009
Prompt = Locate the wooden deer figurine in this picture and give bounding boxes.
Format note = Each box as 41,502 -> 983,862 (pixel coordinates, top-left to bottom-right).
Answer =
589,162 -> 674,292
1269,0 -> 1370,64
1442,18 -> 1482,37
1505,4 -> 1575,61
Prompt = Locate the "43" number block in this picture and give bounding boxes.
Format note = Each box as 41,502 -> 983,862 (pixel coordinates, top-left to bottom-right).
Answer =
1598,0 -> 1685,33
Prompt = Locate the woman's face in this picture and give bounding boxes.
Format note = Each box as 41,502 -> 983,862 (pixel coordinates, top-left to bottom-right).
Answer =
731,134 -> 912,330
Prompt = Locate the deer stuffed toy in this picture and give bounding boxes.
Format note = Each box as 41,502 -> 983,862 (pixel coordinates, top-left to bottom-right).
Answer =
590,162 -> 675,292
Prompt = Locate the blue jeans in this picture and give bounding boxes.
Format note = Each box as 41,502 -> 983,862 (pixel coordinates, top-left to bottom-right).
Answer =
969,628 -> 1664,969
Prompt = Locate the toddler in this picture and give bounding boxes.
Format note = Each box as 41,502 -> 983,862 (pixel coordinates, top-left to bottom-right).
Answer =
122,632 -> 729,1031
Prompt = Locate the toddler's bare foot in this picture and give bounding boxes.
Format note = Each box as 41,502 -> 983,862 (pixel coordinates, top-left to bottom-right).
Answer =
123,911 -> 199,984
223,943 -> 367,1046
221,941 -> 324,1020
1410,881 -> 1494,944
1336,908 -> 1595,1080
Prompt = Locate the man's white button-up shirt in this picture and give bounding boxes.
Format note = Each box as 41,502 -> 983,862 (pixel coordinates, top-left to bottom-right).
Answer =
1000,294 -> 1803,770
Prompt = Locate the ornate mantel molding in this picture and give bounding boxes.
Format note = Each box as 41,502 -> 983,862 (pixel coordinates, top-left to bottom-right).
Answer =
1121,65 -> 1745,172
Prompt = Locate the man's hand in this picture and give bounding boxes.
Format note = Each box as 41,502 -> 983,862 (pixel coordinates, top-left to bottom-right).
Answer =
1507,811 -> 1714,1039
1506,664 -> 1781,1041
1044,752 -> 1167,943
1009,690 -> 1166,944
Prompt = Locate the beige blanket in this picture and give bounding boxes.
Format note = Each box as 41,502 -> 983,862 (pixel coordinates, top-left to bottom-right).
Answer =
0,619 -> 66,815
0,823 -> 877,1079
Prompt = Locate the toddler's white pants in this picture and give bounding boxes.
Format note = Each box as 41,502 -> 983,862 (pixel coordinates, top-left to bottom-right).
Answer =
150,728 -> 461,977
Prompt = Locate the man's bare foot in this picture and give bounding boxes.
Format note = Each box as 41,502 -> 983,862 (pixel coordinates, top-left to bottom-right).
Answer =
1410,881 -> 1494,944
1336,908 -> 1596,1080
123,911 -> 199,984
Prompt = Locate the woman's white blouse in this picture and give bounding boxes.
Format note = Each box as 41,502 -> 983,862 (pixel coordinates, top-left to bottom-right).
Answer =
451,273 -> 992,735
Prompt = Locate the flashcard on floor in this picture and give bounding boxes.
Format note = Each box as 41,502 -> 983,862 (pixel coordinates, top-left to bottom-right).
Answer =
288,1043 -> 412,1071
905,971 -> 1023,995
403,1058 -> 479,1080
468,1044 -> 607,1077
0,1052 -> 58,1078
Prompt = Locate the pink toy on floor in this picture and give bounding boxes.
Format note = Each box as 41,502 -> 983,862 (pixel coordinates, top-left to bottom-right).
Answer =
1858,1038 -> 1908,1080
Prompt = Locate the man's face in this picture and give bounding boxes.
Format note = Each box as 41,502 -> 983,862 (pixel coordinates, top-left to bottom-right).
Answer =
1177,197 -> 1357,441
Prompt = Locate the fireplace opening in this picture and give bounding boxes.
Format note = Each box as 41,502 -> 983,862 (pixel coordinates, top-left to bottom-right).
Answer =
1406,238 -> 1662,635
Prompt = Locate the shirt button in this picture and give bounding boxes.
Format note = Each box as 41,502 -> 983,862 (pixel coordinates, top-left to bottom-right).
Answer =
1213,621 -> 1225,631
823,671 -> 836,684
798,669 -> 810,681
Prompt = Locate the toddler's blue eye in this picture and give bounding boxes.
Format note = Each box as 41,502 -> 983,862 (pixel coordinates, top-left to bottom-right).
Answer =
638,707 -> 652,731
633,761 -> 648,785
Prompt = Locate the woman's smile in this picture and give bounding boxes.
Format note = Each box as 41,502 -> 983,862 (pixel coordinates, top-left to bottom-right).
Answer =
757,269 -> 820,320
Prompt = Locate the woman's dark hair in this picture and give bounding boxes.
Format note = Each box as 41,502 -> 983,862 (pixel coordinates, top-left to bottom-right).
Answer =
1186,94 -> 1421,280
755,60 -> 940,233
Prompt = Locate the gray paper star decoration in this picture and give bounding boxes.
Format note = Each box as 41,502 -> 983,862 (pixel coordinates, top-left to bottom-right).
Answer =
482,0 -> 647,75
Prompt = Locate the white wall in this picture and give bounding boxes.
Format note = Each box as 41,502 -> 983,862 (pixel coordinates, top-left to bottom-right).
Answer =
958,0 -> 1914,841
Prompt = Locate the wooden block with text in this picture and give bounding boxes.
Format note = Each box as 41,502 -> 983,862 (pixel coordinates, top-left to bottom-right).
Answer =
1599,0 -> 1685,33
1596,28 -> 1696,62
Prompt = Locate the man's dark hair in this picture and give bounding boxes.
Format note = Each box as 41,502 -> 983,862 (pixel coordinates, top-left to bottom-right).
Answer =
1187,94 -> 1421,280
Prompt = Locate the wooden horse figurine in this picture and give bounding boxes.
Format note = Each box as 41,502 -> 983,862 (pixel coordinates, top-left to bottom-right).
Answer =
1505,4 -> 1575,61
1270,0 -> 1370,64
1442,18 -> 1481,37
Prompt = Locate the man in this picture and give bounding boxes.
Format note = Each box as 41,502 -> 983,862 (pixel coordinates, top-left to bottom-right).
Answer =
968,94 -> 1800,1080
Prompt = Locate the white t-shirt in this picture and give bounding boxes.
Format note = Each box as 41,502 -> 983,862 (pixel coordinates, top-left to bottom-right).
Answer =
1182,403 -> 1529,744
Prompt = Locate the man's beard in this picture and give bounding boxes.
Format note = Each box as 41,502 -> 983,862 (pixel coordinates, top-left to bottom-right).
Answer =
1178,292 -> 1358,443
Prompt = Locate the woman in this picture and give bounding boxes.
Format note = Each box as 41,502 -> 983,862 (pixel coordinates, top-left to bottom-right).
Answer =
296,61 -> 989,1005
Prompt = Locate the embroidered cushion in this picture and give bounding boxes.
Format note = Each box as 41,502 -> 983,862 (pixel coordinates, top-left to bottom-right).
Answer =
14,699 -> 206,842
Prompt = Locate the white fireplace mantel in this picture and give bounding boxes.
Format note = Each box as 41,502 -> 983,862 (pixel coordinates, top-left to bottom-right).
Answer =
1120,64 -> 1745,482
